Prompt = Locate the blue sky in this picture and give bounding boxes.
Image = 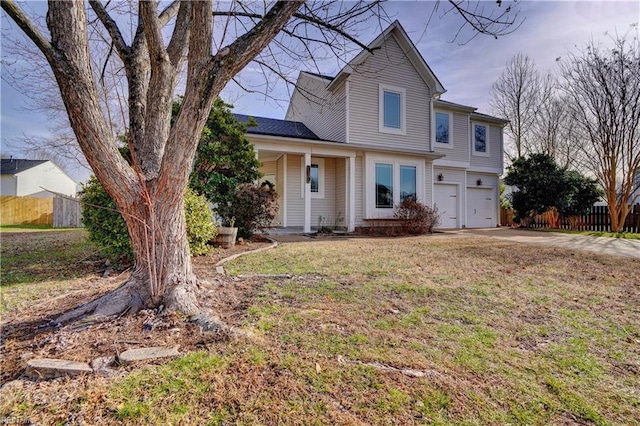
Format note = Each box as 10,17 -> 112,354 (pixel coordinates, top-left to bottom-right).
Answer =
1,1 -> 639,182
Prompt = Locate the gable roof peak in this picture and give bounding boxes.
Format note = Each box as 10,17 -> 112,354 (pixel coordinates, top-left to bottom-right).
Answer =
327,20 -> 446,96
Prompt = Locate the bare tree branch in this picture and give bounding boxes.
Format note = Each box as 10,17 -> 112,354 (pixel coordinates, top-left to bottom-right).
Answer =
1,0 -> 58,65
560,34 -> 640,230
88,0 -> 130,58
446,0 -> 523,43
166,1 -> 191,68
211,2 -> 382,54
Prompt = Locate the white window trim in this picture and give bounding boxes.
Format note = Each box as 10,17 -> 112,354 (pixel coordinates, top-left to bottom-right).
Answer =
434,110 -> 453,149
365,153 -> 424,219
378,84 -> 406,135
471,122 -> 490,157
301,157 -> 325,199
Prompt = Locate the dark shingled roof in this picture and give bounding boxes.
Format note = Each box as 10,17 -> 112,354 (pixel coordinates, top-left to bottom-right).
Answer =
302,71 -> 334,81
0,159 -> 48,175
233,114 -> 320,140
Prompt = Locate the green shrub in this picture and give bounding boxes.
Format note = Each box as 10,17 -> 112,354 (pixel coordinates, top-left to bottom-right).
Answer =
184,188 -> 217,255
79,176 -> 132,263
80,177 -> 216,264
394,197 -> 441,234
217,183 -> 278,239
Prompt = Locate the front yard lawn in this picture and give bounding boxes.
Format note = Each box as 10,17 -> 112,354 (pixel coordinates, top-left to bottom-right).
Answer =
1,234 -> 638,424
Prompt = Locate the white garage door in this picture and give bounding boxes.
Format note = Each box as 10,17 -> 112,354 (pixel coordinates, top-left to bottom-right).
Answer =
467,187 -> 495,228
434,184 -> 458,229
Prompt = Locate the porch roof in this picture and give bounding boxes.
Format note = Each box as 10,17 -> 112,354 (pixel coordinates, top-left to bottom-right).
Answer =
249,133 -> 445,161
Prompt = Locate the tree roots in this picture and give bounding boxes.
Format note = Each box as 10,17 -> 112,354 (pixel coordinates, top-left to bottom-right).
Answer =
54,277 -> 225,334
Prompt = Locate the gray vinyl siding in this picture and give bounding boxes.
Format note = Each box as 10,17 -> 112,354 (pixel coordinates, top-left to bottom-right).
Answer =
286,73 -> 346,142
355,156 -> 364,226
470,124 -> 503,170
424,161 -> 433,206
348,35 -> 431,151
467,173 -> 498,189
452,113 -> 470,162
312,158 -> 336,227
433,167 -> 465,185
276,157 -> 285,226
335,158 -> 347,228
260,160 -> 277,177
286,155 -> 304,226
433,111 -> 469,163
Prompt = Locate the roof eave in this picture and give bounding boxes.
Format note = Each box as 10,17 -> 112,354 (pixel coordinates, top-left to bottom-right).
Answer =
433,99 -> 477,113
246,133 -> 446,160
470,112 -> 510,126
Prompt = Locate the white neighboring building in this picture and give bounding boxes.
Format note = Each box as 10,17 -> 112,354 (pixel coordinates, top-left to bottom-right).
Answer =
0,158 -> 77,198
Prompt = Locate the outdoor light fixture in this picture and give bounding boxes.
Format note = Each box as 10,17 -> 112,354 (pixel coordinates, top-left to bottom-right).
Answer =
476,179 -> 483,186
306,165 -> 311,183
437,173 -> 444,182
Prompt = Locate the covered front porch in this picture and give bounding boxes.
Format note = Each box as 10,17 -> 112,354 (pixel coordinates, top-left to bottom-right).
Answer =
253,136 -> 357,234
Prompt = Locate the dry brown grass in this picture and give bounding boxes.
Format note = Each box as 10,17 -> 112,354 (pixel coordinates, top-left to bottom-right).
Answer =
1,232 -> 639,425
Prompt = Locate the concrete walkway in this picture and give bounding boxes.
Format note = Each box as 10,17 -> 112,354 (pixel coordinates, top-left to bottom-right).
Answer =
456,228 -> 640,259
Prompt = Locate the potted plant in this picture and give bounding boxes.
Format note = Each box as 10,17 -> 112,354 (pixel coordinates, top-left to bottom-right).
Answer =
216,216 -> 238,248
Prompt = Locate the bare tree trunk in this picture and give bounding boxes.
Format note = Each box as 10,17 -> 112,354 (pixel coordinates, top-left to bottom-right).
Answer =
58,186 -> 201,323
608,194 -> 629,233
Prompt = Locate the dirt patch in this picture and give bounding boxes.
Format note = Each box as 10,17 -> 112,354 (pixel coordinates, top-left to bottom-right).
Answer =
0,238 -> 272,385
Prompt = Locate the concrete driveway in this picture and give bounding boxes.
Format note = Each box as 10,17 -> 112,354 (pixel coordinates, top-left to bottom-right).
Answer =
455,228 -> 640,259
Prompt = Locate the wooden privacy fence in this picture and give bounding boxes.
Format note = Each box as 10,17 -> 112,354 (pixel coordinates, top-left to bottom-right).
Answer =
53,196 -> 82,228
500,204 -> 640,233
1,195 -> 53,225
0,195 -> 82,227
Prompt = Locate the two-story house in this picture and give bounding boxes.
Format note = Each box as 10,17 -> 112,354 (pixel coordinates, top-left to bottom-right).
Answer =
236,20 -> 507,233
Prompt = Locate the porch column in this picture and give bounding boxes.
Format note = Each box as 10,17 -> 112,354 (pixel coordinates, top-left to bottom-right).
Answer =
304,153 -> 311,233
348,156 -> 356,232
254,149 -> 260,184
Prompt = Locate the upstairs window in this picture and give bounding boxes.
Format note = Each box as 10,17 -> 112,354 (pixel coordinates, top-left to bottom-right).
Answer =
435,112 -> 450,145
384,92 -> 401,128
379,84 -> 406,135
472,123 -> 489,156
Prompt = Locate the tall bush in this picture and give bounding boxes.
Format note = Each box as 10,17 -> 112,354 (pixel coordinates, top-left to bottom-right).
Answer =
505,153 -> 602,227
185,98 -> 262,212
504,153 -> 568,223
217,183 -> 278,239
184,188 -> 218,255
558,170 -> 602,229
79,176 -> 131,262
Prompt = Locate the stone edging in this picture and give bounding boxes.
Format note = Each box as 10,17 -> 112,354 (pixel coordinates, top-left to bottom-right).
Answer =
21,346 -> 182,381
214,236 -> 278,275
